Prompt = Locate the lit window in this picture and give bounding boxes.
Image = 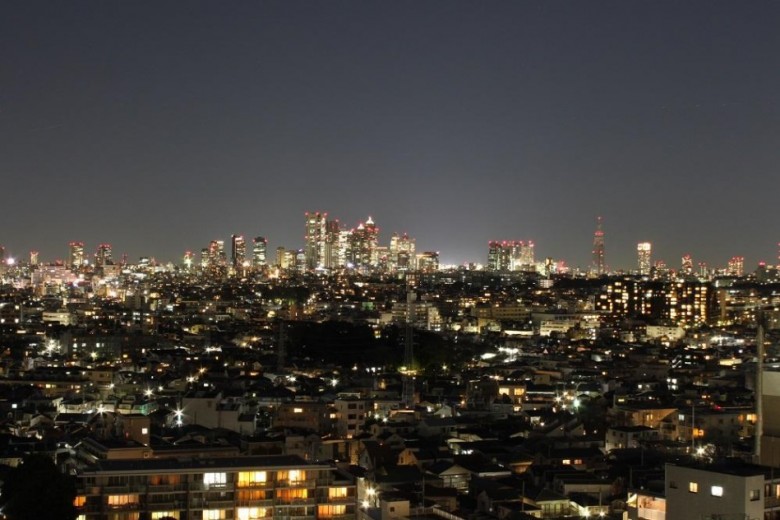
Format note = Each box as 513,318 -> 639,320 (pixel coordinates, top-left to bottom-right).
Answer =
73,496 -> 86,507
750,489 -> 761,501
203,510 -> 227,520
328,487 -> 348,499
238,471 -> 267,487
204,472 -> 227,487
317,505 -> 346,518
711,486 -> 723,497
293,407 -> 303,413
689,482 -> 699,493
107,494 -> 139,507
152,513 -> 180,519
237,507 -> 268,519
141,428 -> 148,435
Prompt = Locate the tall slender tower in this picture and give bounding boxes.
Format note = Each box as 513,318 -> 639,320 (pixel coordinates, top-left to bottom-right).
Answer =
591,217 -> 606,275
304,212 -> 327,269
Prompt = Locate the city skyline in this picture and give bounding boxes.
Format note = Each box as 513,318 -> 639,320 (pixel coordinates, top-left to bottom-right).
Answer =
3,1 -> 780,268
1,210 -> 777,273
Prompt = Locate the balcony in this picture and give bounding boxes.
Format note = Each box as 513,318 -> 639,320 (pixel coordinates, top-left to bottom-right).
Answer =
236,499 -> 274,508
203,499 -> 235,509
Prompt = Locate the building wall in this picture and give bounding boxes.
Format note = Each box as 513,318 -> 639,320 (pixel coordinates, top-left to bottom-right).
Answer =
665,464 -> 764,520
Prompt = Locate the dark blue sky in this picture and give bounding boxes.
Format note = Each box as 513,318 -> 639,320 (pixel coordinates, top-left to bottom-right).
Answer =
2,1 -> 779,269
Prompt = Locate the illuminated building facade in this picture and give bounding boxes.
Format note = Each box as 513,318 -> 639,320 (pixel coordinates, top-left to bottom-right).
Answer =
69,241 -> 85,269
389,232 -> 415,272
637,242 -> 652,276
728,256 -> 744,277
304,211 -> 327,269
347,217 -> 378,271
417,251 -> 439,273
252,236 -> 267,268
487,240 -> 535,271
95,243 -> 112,267
681,254 -> 693,276
231,234 -> 246,269
74,455 -> 356,520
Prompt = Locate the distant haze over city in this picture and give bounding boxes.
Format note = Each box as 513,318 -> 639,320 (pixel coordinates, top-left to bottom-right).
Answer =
2,1 -> 779,269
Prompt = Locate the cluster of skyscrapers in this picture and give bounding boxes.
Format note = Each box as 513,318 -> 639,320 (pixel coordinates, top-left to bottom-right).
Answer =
190,212 -> 435,275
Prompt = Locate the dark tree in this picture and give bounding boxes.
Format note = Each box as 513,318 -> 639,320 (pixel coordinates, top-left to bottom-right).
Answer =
0,454 -> 77,520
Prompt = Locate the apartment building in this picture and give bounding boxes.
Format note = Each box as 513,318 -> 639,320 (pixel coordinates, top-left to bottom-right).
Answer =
75,454 -> 356,520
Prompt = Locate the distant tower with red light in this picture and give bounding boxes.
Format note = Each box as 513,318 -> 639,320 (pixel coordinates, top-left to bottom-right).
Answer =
591,216 -> 606,275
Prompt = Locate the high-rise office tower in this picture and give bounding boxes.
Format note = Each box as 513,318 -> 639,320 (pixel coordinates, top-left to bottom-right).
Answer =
95,244 -> 112,266
200,248 -> 209,269
347,216 -> 379,271
29,251 -> 38,266
207,240 -> 226,268
304,212 -> 327,269
183,251 -> 194,270
252,237 -> 268,268
592,216 -> 606,275
69,241 -> 85,269
231,234 -> 246,268
637,242 -> 652,275
324,220 -> 342,269
390,232 -> 416,272
519,241 -> 535,269
728,256 -> 744,277
681,254 -> 693,276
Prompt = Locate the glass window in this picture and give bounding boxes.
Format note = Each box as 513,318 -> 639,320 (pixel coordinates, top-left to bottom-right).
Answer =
711,485 -> 723,497
238,471 -> 267,487
317,505 -> 346,518
689,482 -> 699,493
204,472 -> 227,487
750,489 -> 761,501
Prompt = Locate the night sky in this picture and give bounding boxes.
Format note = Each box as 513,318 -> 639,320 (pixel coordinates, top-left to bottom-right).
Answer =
2,1 -> 780,270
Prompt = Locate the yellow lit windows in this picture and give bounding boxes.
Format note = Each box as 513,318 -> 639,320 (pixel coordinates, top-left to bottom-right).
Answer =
277,488 -> 308,502
317,504 -> 346,518
107,494 -> 139,508
74,496 -> 86,508
328,487 -> 348,499
237,507 -> 269,519
238,471 -> 267,487
151,513 -> 180,519
203,510 -> 227,520
689,482 -> 699,493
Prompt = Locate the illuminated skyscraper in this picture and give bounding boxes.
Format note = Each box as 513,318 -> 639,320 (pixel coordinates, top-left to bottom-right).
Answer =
728,256 -> 744,277
207,240 -> 226,268
304,212 -> 327,269
324,219 -> 342,269
390,232 -> 416,272
95,243 -> 112,266
637,242 -> 652,275
183,250 -> 194,270
592,216 -> 606,275
347,216 -> 379,271
231,234 -> 246,268
252,237 -> 268,268
681,254 -> 693,276
29,251 -> 38,266
69,241 -> 85,269
417,251 -> 439,273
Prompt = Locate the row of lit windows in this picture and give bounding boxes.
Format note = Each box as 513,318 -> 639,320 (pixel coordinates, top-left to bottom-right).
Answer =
671,480 -> 760,500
